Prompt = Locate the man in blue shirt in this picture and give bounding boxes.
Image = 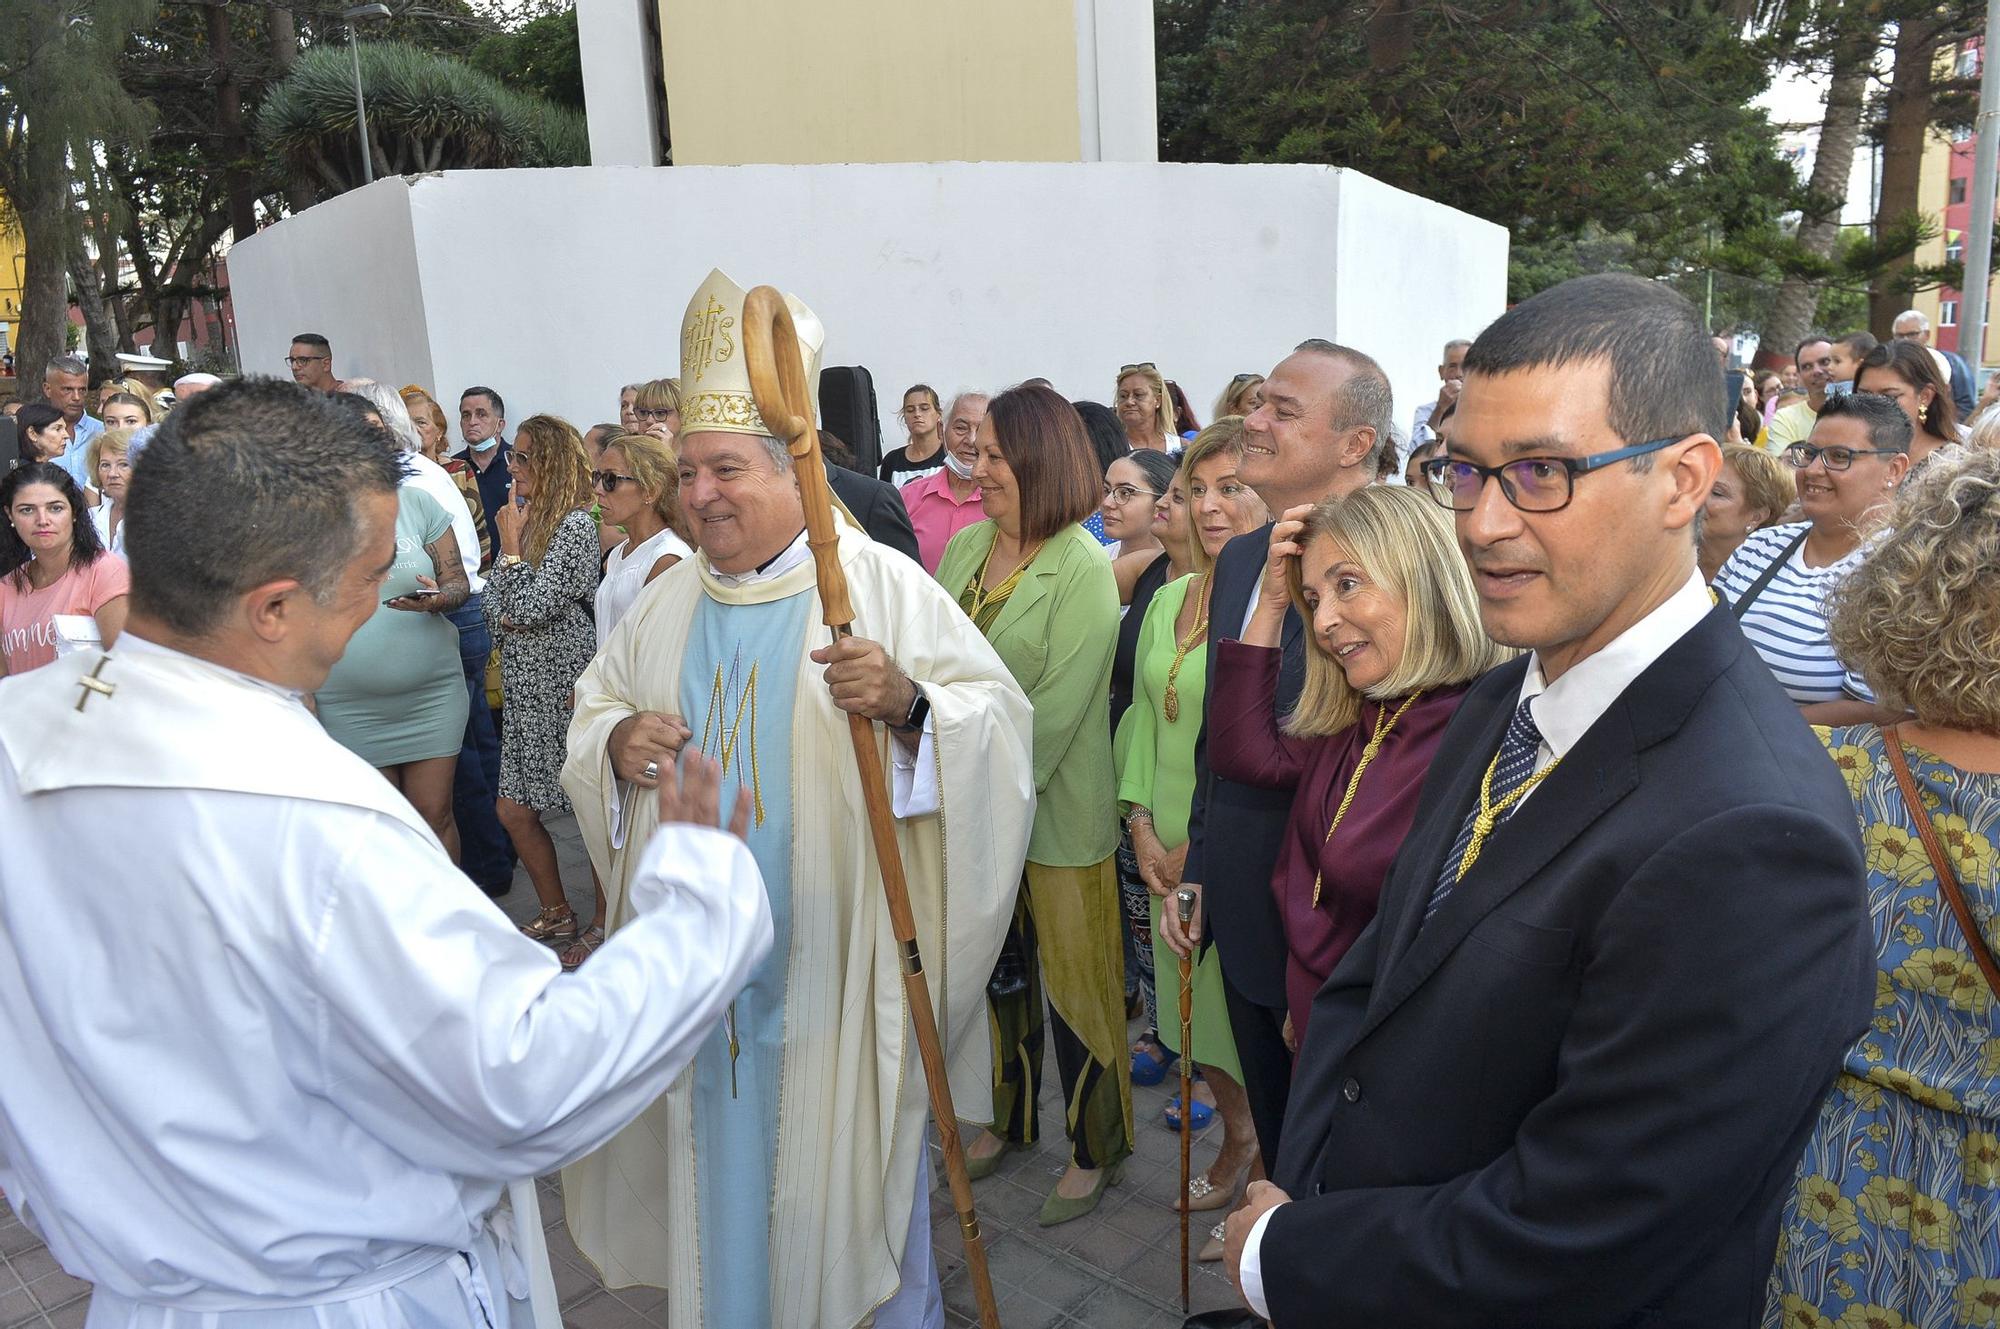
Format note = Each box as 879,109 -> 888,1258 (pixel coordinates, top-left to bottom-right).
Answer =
43,355 -> 102,488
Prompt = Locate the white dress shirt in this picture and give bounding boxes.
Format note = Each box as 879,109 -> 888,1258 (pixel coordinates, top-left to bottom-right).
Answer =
1237,568 -> 1715,1317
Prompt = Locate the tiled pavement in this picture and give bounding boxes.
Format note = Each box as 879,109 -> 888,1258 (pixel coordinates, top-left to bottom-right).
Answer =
1,813 -> 1252,1328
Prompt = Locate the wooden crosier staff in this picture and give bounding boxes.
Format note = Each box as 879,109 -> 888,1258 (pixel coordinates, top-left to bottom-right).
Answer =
740,285 -> 1003,1329
1175,885 -> 1198,1312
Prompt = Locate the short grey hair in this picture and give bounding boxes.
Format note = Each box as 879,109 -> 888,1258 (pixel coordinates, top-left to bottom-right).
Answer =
1443,338 -> 1473,358
45,355 -> 87,380
1293,338 -> 1395,470
343,378 -> 422,453
1894,309 -> 1930,332
946,389 -> 991,418
756,433 -> 796,471
175,372 -> 222,392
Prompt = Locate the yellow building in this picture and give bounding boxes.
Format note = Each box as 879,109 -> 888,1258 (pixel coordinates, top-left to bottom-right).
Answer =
0,191 -> 23,379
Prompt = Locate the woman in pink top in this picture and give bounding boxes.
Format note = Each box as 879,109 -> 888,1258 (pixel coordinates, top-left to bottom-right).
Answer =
0,463 -> 129,675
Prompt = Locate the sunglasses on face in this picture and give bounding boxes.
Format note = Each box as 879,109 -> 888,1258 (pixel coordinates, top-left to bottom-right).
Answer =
591,470 -> 638,492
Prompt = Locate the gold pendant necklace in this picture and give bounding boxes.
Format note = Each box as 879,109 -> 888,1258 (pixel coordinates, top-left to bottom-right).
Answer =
1311,691 -> 1425,907
1162,573 -> 1210,724
964,536 -> 1040,622
1456,746 -> 1564,881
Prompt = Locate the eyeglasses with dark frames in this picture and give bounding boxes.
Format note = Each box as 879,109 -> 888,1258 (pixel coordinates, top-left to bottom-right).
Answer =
1421,436 -> 1684,513
634,407 -> 677,422
284,355 -> 328,366
1781,442 -> 1902,472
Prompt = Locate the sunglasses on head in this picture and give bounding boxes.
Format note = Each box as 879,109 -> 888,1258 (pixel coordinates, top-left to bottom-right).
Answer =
1119,362 -> 1157,376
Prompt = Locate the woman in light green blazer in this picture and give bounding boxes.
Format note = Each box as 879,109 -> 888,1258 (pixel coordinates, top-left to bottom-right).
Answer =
935,383 -> 1131,1225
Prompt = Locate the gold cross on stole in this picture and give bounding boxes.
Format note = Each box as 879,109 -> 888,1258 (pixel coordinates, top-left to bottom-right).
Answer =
74,657 -> 117,712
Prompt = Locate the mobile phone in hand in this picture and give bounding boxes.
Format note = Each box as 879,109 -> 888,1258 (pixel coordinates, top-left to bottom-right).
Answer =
385,588 -> 442,605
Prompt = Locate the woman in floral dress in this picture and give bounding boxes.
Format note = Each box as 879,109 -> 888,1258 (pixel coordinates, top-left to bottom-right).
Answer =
1766,447 -> 2000,1329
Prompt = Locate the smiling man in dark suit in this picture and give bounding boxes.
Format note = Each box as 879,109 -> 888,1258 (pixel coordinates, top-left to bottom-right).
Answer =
1167,338 -> 1391,1180
1224,274 -> 1873,1327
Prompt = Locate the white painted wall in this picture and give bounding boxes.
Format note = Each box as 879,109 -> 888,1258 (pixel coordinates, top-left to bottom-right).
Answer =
576,0 -> 661,168
228,180 -> 435,395
1331,170 -> 1513,443
1075,0 -> 1159,163
229,163 -> 1507,457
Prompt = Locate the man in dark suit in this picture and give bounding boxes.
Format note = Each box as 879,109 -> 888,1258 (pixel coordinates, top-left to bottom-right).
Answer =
1225,275 -> 1873,1327
819,428 -> 922,563
1168,339 -> 1390,1174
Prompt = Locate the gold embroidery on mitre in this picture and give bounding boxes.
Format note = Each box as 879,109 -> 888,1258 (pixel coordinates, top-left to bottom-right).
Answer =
676,267 -> 827,438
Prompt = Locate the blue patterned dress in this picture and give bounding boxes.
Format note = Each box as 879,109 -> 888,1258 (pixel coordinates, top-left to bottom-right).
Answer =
1764,726 -> 2000,1329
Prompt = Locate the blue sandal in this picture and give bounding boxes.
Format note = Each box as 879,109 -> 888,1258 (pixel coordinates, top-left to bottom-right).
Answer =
1162,1094 -> 1215,1132
1130,1037 -> 1177,1087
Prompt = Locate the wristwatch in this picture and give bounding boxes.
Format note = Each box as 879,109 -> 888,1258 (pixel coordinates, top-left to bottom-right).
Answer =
892,686 -> 930,734
496,552 -> 524,568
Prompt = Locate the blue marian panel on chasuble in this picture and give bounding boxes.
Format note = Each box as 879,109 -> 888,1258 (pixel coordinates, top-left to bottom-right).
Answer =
680,588 -> 811,1325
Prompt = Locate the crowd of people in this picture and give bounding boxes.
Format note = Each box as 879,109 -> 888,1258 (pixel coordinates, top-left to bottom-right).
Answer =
0,267 -> 1996,1329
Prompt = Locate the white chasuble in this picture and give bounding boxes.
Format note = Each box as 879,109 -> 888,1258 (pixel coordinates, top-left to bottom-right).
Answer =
561,525 -> 1033,1328
0,638 -> 773,1328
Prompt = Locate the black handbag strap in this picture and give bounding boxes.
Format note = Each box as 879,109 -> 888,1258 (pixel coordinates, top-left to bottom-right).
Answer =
1729,528 -> 1809,619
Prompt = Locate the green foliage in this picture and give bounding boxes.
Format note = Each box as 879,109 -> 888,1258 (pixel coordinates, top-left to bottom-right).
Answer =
1158,0 -> 1802,304
256,40 -> 587,194
469,7 -> 583,110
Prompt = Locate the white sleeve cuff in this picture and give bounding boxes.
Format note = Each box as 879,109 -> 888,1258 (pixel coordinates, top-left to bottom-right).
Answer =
889,706 -> 938,819
1240,1202 -> 1284,1320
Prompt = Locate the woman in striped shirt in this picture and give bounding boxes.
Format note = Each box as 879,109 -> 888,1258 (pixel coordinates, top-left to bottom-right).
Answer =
1714,392 -> 1910,719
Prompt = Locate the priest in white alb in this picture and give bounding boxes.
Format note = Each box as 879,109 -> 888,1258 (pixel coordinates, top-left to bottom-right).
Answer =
0,380 -> 774,1329
560,270 -> 1033,1328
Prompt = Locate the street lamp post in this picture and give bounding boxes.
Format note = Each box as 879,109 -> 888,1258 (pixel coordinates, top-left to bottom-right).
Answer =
343,4 -> 392,186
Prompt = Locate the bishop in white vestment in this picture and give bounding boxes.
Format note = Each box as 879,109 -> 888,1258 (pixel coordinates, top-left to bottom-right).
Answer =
0,378 -> 776,1329
560,271 -> 1034,1329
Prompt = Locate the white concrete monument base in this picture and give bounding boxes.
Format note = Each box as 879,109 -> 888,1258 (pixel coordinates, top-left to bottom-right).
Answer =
228,162 -> 1507,445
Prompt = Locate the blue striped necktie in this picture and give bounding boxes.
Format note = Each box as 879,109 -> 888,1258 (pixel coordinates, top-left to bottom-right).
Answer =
1425,697 -> 1545,922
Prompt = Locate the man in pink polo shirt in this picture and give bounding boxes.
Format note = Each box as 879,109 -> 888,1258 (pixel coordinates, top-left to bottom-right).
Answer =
902,390 -> 991,573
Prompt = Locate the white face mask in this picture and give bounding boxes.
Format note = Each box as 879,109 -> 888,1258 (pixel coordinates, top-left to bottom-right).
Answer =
943,448 -> 975,480
470,436 -> 500,452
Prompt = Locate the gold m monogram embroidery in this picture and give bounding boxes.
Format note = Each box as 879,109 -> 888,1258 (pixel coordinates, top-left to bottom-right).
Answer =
701,658 -> 765,826
682,294 -> 736,384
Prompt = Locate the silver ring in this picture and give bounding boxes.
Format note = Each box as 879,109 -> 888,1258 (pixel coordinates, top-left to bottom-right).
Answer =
642,760 -> 660,781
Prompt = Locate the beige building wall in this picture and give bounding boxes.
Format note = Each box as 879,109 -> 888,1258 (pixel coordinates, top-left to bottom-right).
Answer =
657,0 -> 1086,165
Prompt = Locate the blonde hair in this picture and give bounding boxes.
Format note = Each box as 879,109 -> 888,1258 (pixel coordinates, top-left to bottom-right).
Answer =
1721,443 -> 1795,528
1967,407 -> 2000,453
1829,446 -> 2000,734
102,391 -> 154,425
1284,486 -> 1514,737
86,426 -> 135,480
600,431 -> 685,537
635,377 -> 682,416
513,414 -> 594,565
1212,374 -> 1265,421
1175,416 -> 1262,575
1117,364 -> 1176,443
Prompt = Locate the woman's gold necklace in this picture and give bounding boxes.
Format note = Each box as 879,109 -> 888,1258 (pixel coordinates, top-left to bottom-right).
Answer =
1311,691 -> 1426,906
964,536 -> 1041,621
1162,574 -> 1211,723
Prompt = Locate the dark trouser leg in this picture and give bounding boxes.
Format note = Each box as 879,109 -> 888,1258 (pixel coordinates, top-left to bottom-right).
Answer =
1116,831 -> 1158,1036
986,888 -> 1044,1146
1030,858 -> 1134,1172
448,597 -> 514,892
1220,965 -> 1291,1177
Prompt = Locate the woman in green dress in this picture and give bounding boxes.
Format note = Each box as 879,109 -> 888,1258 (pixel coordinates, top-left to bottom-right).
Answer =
1116,419 -> 1268,1259
935,383 -> 1129,1226
313,460 -> 472,854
